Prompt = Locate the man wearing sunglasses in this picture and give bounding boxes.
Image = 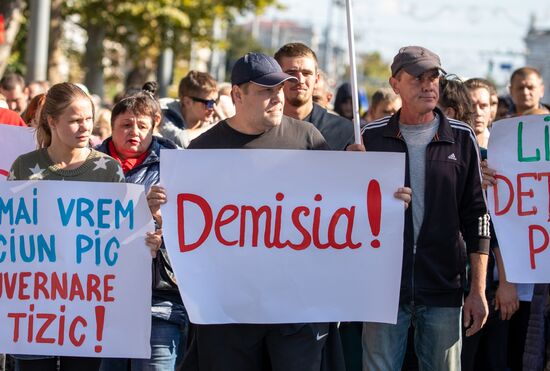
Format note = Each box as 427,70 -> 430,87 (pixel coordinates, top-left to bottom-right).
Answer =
159,70 -> 218,148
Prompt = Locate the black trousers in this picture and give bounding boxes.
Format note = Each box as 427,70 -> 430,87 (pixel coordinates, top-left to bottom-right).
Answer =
461,302 -> 509,371
181,323 -> 329,371
508,301 -> 532,371
16,356 -> 101,371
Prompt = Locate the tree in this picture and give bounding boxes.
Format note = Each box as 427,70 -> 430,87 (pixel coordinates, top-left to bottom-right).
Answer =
64,0 -> 279,97
224,23 -> 270,79
358,51 -> 392,98
0,0 -> 26,77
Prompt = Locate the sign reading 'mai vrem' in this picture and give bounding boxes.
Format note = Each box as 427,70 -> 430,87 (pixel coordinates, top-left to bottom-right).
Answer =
0,181 -> 153,357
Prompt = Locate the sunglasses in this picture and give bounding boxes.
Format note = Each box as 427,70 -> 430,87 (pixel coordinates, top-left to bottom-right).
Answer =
190,96 -> 216,109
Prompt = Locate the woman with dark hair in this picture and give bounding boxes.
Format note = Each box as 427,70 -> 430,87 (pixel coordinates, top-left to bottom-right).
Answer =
97,82 -> 187,371
437,75 -> 474,125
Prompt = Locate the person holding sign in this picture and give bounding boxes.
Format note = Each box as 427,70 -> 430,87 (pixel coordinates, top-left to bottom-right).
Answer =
354,46 -> 491,371
459,78 -> 518,371
149,52 -> 334,371
149,52 -> 412,371
7,82 -> 161,371
96,82 -> 187,371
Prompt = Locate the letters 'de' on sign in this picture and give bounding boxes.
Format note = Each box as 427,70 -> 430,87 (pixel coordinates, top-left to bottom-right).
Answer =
488,114 -> 550,283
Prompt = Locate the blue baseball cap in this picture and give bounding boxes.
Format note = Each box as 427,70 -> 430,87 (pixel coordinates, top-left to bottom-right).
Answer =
231,52 -> 297,87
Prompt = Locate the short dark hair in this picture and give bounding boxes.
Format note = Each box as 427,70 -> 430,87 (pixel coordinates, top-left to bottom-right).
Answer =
0,72 -> 26,91
178,71 -> 217,99
510,67 -> 543,85
111,81 -> 161,128
438,75 -> 474,125
274,43 -> 318,68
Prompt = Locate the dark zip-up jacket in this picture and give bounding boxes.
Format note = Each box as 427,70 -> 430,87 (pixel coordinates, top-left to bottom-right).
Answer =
305,103 -> 355,151
361,107 -> 490,307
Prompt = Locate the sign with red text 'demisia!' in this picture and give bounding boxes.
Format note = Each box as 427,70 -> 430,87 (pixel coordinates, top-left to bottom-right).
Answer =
0,181 -> 153,357
487,114 -> 550,283
160,149 -> 406,324
0,125 -> 36,180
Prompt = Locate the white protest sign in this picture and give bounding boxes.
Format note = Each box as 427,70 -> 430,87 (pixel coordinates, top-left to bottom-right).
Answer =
0,125 -> 36,179
161,149 -> 405,324
0,181 -> 153,357
487,114 -> 550,283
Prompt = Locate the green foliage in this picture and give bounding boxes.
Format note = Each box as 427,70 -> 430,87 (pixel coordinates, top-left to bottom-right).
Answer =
3,2 -> 29,75
64,0 -> 278,64
359,51 -> 392,98
224,24 -> 270,78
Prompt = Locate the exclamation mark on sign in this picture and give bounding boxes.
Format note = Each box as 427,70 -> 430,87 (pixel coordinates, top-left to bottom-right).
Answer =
94,306 -> 105,353
367,180 -> 382,248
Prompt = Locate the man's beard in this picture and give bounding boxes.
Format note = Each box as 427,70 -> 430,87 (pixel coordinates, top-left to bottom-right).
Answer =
286,94 -> 310,108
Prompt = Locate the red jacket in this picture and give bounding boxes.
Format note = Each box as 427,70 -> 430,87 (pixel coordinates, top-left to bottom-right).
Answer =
0,107 -> 26,127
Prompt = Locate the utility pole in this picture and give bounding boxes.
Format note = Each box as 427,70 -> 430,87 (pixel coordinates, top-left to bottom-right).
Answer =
157,30 -> 174,98
26,0 -> 51,82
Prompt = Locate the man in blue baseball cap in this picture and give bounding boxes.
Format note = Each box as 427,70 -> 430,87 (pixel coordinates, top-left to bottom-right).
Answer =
149,53 -> 335,371
180,52 -> 331,149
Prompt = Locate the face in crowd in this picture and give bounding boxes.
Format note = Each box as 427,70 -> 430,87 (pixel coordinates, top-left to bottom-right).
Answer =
49,97 -> 94,150
469,87 -> 492,135
181,90 -> 217,124
510,72 -> 545,114
111,111 -> 156,159
233,82 -> 285,133
278,55 -> 318,108
489,93 -> 498,122
312,75 -> 333,109
1,84 -> 28,114
390,69 -> 440,116
370,97 -> 402,121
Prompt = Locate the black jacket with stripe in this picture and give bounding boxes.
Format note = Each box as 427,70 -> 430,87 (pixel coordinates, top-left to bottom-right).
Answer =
361,107 -> 490,307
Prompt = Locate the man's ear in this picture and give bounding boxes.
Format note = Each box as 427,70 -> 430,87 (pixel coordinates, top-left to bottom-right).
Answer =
232,86 -> 243,105
180,96 -> 191,108
389,76 -> 399,95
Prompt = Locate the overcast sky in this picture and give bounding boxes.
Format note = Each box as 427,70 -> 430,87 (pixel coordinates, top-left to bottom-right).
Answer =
255,0 -> 550,87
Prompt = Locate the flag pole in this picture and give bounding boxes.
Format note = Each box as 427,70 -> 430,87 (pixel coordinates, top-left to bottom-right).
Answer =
344,0 -> 362,144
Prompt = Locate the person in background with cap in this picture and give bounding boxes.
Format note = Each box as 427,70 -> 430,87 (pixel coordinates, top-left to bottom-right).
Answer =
351,46 -> 491,371
274,43 -> 355,151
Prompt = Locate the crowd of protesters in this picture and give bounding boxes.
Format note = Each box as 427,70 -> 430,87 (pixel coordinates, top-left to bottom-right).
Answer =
0,40 -> 549,371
